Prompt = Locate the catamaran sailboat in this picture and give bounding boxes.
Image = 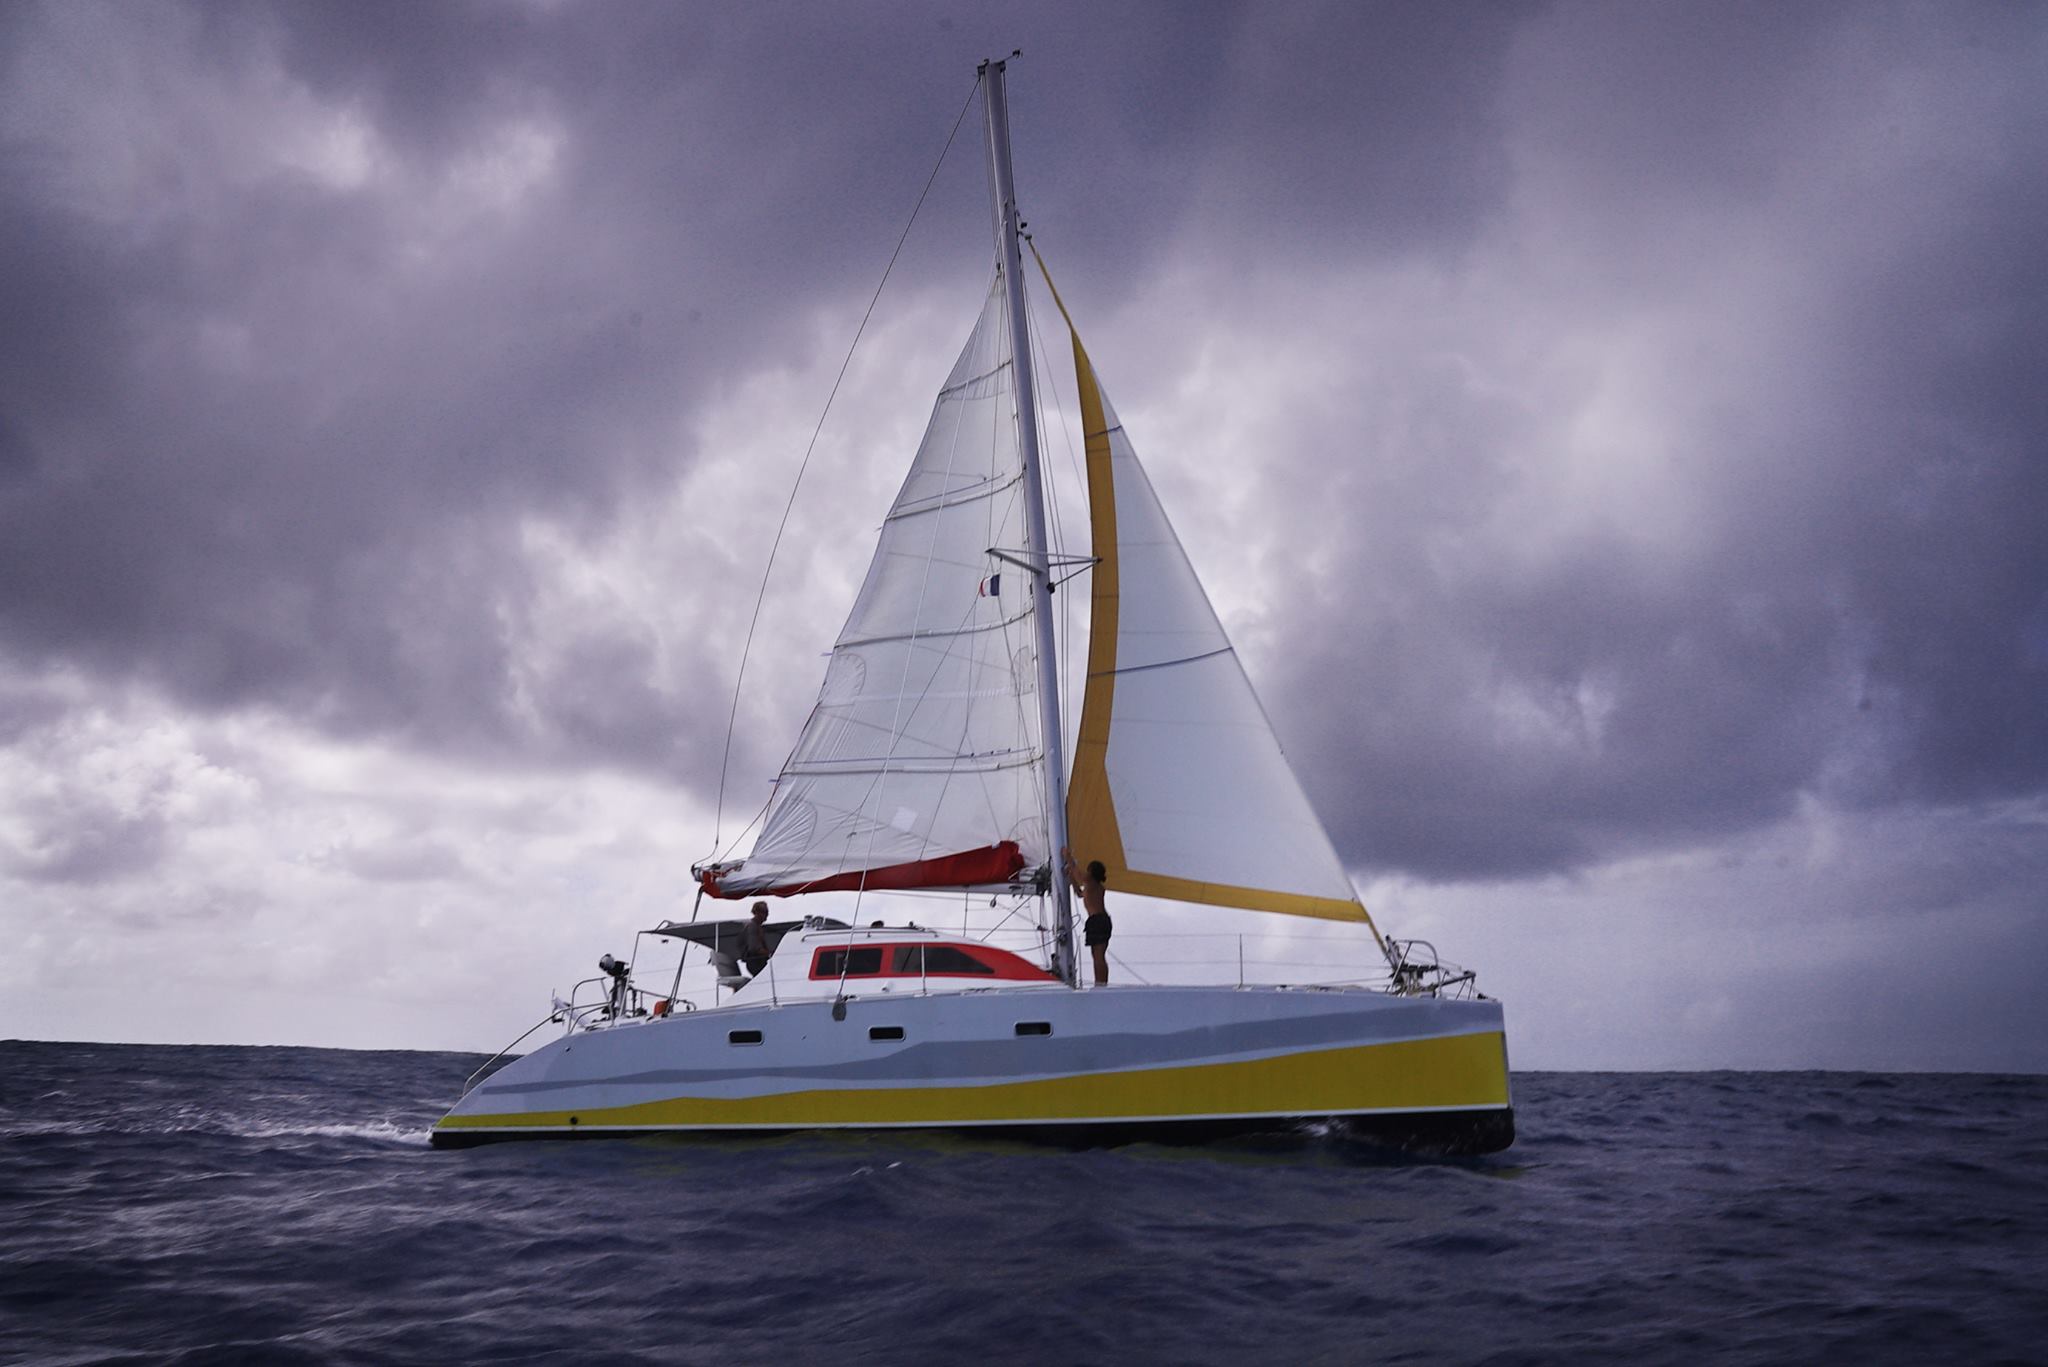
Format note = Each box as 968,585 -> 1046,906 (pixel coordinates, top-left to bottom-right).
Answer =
431,59 -> 1512,1153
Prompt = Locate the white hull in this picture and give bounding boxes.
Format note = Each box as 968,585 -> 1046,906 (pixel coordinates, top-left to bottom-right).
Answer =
433,985 -> 1511,1152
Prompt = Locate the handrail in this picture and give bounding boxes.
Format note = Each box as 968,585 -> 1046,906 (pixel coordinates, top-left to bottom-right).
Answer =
537,925 -> 1470,1028
461,1011 -> 563,1096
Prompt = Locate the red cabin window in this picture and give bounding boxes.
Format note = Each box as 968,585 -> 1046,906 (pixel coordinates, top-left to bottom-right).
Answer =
892,945 -> 996,976
811,947 -> 884,979
809,941 -> 1057,983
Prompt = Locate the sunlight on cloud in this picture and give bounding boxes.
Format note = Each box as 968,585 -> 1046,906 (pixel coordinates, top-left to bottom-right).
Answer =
1,7 -> 391,226
398,116 -> 565,266
269,104 -> 381,192
1528,331 -> 1700,560
0,676 -> 716,1050
445,119 -> 563,213
1370,795 -> 2048,1070
1487,673 -> 1620,755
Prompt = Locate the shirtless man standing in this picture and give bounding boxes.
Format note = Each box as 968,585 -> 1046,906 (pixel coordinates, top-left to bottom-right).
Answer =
1061,847 -> 1112,985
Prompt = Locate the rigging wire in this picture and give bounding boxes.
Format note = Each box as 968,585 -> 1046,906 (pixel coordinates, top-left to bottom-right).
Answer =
1022,248 -> 1089,742
707,74 -> 984,860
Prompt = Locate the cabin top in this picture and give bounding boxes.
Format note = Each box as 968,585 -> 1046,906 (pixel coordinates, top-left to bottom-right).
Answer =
804,936 -> 1056,984
741,926 -> 1060,1000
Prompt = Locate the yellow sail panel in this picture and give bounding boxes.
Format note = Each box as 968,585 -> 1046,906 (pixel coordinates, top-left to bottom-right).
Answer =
1111,870 -> 1372,922
1064,321 -> 1129,880
1034,248 -> 1375,930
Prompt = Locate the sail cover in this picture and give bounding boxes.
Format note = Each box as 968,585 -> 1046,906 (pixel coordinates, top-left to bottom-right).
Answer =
702,280 -> 1047,899
1058,316 -> 1372,924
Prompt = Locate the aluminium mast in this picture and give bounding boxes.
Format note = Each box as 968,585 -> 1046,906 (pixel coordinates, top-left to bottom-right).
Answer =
982,57 -> 1077,986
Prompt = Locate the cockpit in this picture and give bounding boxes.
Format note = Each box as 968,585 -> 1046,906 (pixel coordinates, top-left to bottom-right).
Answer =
632,917 -> 1061,1004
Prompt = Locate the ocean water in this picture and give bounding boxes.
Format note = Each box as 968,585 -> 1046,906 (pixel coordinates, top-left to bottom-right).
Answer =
2,1042 -> 2044,1365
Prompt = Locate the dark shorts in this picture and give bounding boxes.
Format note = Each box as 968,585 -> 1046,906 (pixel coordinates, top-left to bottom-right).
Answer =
1084,912 -> 1112,947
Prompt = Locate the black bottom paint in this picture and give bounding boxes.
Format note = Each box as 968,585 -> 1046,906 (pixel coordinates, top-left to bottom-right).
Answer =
428,1106 -> 1515,1155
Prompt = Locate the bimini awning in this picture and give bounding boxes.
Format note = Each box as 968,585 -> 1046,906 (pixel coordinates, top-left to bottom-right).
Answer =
646,917 -> 850,955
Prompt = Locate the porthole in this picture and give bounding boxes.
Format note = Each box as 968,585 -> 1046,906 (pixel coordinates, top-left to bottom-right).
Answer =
729,1029 -> 764,1045
1015,1021 -> 1052,1036
869,1026 -> 905,1041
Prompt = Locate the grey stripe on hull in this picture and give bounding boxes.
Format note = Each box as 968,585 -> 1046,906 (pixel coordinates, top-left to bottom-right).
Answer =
478,1007 -> 1495,1100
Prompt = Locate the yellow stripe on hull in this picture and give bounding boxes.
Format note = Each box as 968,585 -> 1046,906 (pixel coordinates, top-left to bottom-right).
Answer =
437,1029 -> 1509,1134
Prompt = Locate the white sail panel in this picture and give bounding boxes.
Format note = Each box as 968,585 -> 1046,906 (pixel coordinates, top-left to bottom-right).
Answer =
1065,339 -> 1370,923
704,281 -> 1048,898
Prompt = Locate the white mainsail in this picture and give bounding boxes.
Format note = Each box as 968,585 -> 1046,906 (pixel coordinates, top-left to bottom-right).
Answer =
701,280 -> 1049,898
702,258 -> 1373,933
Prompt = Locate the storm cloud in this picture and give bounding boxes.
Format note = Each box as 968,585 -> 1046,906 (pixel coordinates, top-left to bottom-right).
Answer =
1,1 -> 2042,1064
1252,3 -> 2048,880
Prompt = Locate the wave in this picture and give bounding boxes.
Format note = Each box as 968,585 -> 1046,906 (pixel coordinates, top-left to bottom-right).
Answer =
3,1044 -> 2046,1366
0,1115 -> 431,1145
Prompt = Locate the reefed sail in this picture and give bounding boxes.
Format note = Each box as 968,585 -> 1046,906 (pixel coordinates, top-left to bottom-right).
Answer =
701,280 -> 1048,899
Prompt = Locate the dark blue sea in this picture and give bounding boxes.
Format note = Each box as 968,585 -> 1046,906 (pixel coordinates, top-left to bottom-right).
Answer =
3,1042 -> 2045,1365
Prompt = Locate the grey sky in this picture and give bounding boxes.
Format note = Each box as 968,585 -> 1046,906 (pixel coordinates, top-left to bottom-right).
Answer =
2,2 -> 2042,1067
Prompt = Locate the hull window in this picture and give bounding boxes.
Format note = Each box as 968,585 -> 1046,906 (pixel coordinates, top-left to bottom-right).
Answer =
728,1029 -> 764,1045
869,1026 -> 906,1041
1015,1021 -> 1052,1036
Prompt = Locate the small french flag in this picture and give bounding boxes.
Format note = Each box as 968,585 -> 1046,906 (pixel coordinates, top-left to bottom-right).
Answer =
977,573 -> 1001,598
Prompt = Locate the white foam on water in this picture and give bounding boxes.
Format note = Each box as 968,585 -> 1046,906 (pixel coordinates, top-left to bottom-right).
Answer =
242,1118 -> 433,1147
0,1116 -> 432,1146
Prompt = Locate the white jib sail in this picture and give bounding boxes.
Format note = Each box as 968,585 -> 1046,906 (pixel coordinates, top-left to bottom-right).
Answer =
1063,329 -> 1370,923
710,279 -> 1049,897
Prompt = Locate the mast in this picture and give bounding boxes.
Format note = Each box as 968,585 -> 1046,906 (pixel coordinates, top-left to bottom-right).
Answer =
982,57 -> 1077,987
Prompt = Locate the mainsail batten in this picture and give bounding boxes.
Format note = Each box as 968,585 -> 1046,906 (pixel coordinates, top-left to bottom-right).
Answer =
884,470 -> 1024,521
836,613 -> 1033,650
782,752 -> 1038,777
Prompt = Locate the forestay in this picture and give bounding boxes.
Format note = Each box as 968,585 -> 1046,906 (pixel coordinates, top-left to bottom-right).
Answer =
700,280 -> 1048,899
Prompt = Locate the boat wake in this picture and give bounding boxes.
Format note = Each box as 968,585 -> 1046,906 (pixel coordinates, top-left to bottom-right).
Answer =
1,1114 -> 430,1145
